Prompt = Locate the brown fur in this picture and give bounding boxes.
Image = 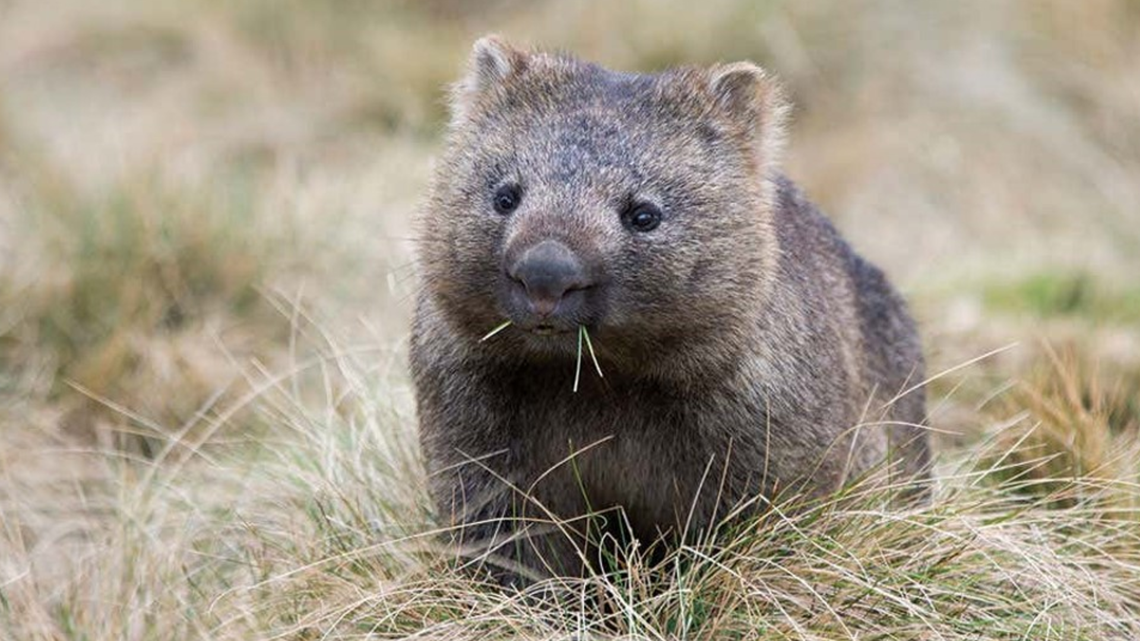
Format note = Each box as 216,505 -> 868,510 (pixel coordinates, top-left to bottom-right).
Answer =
411,37 -> 931,584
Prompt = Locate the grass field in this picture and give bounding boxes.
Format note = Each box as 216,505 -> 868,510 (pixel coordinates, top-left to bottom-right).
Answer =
2,0 -> 1139,638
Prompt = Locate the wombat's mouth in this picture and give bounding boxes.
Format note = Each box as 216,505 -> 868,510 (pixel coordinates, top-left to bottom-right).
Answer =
508,316 -> 580,336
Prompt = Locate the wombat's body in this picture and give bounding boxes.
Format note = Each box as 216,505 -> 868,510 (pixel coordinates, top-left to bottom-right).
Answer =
411,37 -> 930,582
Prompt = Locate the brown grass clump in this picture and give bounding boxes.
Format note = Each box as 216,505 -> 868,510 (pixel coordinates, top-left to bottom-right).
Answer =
0,133 -> 290,450
978,344 -> 1140,515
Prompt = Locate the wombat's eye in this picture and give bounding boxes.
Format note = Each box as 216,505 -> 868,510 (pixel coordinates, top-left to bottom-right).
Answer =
622,202 -> 662,233
492,184 -> 522,215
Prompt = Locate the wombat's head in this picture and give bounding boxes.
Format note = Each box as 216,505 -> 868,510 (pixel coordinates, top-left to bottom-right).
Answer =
419,37 -> 788,375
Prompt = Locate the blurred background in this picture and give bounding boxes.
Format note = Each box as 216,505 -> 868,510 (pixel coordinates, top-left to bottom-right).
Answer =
2,2 -> 1140,636
1,0 -> 1138,521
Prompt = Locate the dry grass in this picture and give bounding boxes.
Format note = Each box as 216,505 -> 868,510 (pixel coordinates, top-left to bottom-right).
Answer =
978,345 -> 1140,512
3,332 -> 1139,639
2,0 -> 1139,638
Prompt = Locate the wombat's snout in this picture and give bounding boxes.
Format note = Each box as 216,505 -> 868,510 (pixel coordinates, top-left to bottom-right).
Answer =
506,240 -> 593,319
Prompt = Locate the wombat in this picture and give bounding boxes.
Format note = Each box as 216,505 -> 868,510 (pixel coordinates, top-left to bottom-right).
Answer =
411,36 -> 931,583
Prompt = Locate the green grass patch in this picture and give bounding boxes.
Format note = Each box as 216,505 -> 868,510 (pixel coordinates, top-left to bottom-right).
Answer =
983,271 -> 1140,323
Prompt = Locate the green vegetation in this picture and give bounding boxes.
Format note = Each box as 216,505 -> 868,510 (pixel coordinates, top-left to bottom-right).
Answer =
1,0 -> 1139,638
984,272 -> 1140,324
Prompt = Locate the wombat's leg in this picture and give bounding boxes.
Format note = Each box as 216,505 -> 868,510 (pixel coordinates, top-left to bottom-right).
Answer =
439,467 -> 591,587
489,520 -> 592,588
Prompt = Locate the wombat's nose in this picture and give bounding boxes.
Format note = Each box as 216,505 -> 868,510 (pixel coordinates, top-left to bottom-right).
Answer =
507,240 -> 591,317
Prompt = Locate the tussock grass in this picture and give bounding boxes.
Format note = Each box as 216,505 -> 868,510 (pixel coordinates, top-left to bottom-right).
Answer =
979,345 -> 1140,513
2,333 -> 1139,640
0,75 -> 348,451
0,140 -> 293,448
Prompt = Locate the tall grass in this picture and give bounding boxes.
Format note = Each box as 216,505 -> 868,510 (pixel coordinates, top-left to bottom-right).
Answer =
980,345 -> 1140,513
2,330 -> 1138,640
0,145 -> 291,449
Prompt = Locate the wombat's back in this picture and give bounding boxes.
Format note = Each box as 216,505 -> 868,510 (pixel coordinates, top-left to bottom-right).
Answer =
769,175 -> 930,488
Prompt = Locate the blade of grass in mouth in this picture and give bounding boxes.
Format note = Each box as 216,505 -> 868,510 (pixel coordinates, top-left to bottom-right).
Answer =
573,325 -> 584,393
581,326 -> 603,379
480,320 -> 512,342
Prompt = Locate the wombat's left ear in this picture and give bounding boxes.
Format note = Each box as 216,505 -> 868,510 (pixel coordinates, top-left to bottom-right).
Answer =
451,35 -> 528,122
708,62 -> 790,164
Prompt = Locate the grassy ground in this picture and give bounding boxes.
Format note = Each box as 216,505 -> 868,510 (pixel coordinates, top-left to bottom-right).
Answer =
1,0 -> 1139,638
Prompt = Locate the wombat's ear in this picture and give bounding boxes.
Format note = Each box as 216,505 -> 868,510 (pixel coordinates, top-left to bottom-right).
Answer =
708,62 -> 790,164
451,36 -> 528,122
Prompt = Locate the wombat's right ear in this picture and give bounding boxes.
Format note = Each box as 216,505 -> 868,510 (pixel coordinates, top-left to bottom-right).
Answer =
708,62 -> 790,167
451,36 -> 527,121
